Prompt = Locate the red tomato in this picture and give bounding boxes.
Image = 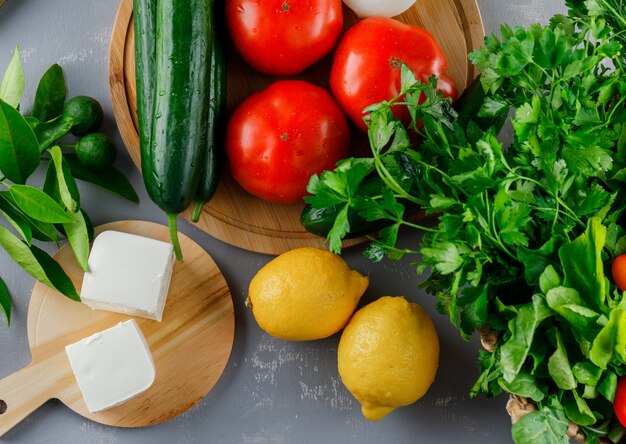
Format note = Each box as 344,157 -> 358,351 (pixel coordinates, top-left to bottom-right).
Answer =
612,254 -> 626,291
614,377 -> 626,426
225,0 -> 343,76
330,17 -> 458,132
226,80 -> 350,203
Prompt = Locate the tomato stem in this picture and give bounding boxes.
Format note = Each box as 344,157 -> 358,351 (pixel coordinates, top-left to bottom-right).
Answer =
389,57 -> 403,71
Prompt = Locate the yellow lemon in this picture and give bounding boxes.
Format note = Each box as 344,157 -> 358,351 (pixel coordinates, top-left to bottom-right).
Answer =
338,296 -> 440,421
247,248 -> 369,341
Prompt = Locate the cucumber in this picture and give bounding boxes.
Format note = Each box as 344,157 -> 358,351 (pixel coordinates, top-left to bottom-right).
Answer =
191,0 -> 226,223
138,0 -> 213,260
133,0 -> 155,156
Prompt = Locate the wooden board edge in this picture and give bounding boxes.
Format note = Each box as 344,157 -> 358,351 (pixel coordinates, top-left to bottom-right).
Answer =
457,0 -> 486,80
109,0 -> 141,169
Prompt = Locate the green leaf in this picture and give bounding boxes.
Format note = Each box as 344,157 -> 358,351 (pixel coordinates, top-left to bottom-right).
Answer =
511,397 -> 569,444
421,242 -> 466,275
0,46 -> 24,108
547,328 -> 576,390
562,146 -> 613,178
400,63 -> 418,91
48,146 -> 78,212
598,371 -> 617,402
561,390 -> 596,426
63,154 -> 140,203
0,99 -> 41,184
518,236 -> 564,286
0,202 -> 32,245
9,184 -> 74,223
501,294 -> 553,383
0,277 -> 11,326
459,284 -> 489,338
559,217 -> 606,309
471,348 -> 502,398
572,362 -> 602,386
328,204 -> 349,254
498,371 -> 547,402
545,286 -> 599,331
29,244 -> 79,301
34,114 -> 75,151
590,306 -> 624,369
62,210 -> 89,272
539,265 -> 561,294
0,191 -> 60,242
80,208 -> 94,242
32,64 -> 66,122
0,224 -> 54,288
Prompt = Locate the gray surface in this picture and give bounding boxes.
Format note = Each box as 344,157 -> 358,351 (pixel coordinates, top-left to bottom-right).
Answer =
0,1 -> 566,443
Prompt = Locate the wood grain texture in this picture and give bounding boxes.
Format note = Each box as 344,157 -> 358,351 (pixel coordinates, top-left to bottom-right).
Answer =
0,221 -> 235,437
108,0 -> 485,255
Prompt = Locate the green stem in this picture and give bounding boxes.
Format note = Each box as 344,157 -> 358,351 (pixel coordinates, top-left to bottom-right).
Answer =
401,220 -> 438,233
600,0 -> 626,29
58,143 -> 76,149
167,213 -> 183,262
191,201 -> 204,223
373,155 -> 421,204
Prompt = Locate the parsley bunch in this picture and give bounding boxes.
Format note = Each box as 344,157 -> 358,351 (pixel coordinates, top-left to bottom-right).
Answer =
306,6 -> 626,443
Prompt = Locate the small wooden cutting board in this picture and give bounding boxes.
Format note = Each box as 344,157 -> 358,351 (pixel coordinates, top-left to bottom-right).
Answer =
0,220 -> 235,437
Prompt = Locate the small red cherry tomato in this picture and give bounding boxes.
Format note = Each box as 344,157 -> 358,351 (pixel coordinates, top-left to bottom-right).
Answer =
612,254 -> 626,291
614,377 -> 626,426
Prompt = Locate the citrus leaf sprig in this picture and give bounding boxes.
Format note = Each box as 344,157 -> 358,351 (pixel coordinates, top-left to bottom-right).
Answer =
0,47 -> 139,325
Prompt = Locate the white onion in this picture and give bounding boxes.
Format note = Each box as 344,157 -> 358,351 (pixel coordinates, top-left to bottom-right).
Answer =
343,0 -> 417,18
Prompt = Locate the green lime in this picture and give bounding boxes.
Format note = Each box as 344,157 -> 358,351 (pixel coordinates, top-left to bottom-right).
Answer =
63,96 -> 104,136
76,133 -> 117,170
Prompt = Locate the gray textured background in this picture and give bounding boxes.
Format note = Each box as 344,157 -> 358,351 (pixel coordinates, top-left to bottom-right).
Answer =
0,1 -> 566,443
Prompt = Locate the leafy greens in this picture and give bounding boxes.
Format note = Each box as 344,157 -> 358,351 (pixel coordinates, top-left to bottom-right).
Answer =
305,3 -> 626,442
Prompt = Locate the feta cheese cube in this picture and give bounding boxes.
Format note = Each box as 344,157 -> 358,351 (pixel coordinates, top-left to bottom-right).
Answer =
80,230 -> 175,321
65,319 -> 156,413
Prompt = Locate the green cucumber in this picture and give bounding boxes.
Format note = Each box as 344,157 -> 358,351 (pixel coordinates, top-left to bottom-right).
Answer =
138,0 -> 212,260
133,0 -> 156,161
191,0 -> 226,223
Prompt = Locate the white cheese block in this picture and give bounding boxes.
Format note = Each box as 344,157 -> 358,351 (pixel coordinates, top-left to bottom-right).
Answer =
80,230 -> 175,321
65,319 -> 156,413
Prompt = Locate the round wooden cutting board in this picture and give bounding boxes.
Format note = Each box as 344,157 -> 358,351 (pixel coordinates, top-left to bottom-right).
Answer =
108,0 -> 485,255
0,221 -> 235,436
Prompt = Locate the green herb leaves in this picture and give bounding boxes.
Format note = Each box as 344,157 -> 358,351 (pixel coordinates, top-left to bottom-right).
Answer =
303,3 -> 626,442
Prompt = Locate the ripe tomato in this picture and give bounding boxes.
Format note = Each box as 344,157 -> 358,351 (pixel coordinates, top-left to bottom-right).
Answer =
612,254 -> 626,291
330,17 -> 458,132
614,377 -> 626,426
225,0 -> 343,76
226,80 -> 350,203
